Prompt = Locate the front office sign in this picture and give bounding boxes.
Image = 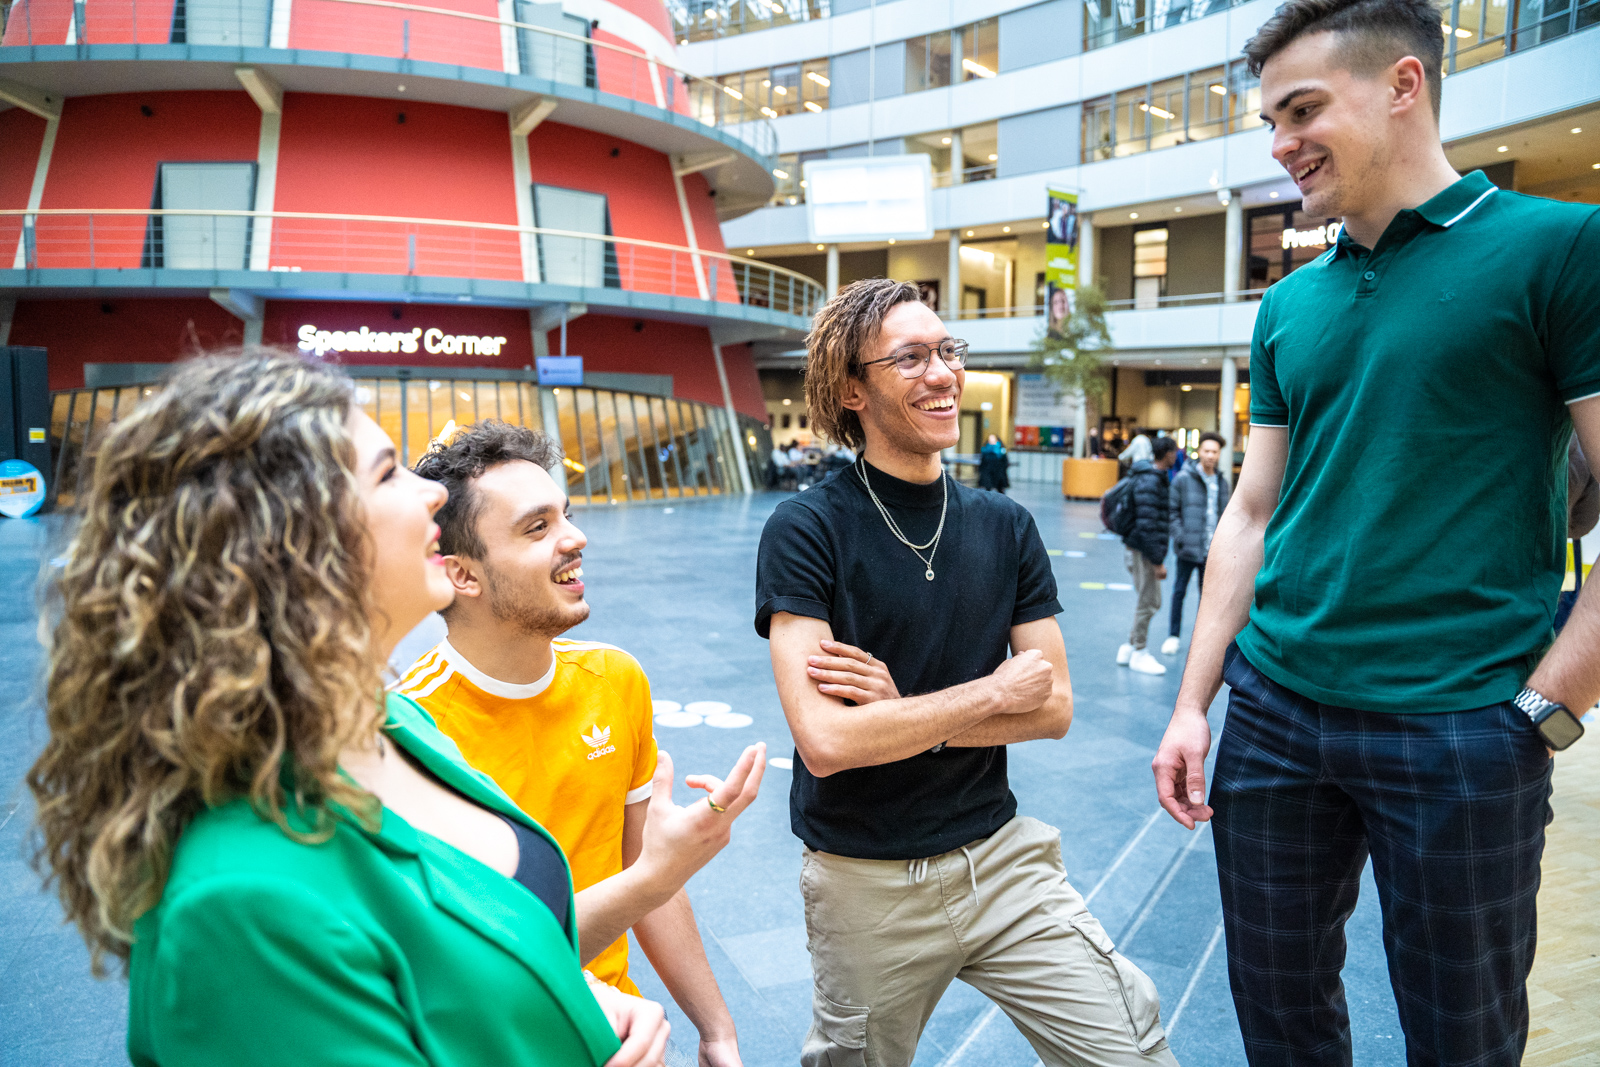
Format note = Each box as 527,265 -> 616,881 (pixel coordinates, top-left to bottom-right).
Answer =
297,324 -> 510,358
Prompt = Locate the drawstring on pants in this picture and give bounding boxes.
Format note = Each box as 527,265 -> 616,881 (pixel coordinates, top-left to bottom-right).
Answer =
905,850 -> 980,906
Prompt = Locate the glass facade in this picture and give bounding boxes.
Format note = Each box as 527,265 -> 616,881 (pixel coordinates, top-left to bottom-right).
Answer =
1246,202 -> 1342,289
46,374 -> 761,510
1082,60 -> 1260,162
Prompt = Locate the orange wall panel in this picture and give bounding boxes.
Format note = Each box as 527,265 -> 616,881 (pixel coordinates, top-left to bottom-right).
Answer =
289,0 -> 502,68
13,299 -> 249,389
0,110 -> 48,259
527,122 -> 683,245
0,0 -> 71,44
84,0 -> 178,43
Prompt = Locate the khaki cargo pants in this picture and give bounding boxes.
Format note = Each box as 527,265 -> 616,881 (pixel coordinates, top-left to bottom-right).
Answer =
799,815 -> 1177,1067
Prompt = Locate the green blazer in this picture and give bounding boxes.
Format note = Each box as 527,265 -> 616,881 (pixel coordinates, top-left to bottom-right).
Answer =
128,692 -> 622,1067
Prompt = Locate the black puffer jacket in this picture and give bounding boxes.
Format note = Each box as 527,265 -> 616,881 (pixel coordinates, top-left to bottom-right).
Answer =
1123,459 -> 1170,566
1169,463 -> 1231,562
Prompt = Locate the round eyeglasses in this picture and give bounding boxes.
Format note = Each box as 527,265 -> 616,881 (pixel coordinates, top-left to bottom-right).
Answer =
858,340 -> 970,379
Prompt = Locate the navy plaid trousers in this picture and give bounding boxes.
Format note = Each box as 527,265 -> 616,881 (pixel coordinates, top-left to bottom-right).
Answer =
1211,645 -> 1553,1067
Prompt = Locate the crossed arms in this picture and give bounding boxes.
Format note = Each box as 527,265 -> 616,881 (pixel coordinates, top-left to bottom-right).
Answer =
767,613 -> 1073,778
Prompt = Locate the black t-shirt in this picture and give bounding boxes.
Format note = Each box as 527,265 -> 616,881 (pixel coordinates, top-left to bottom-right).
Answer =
755,461 -> 1062,860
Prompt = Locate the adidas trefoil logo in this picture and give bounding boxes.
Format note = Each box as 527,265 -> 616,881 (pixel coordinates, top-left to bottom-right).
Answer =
582,724 -> 615,760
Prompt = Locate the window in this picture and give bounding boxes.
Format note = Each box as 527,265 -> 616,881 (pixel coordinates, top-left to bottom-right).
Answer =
959,121 -> 999,182
1081,0 -> 1245,52
516,5 -> 594,87
767,64 -> 802,116
801,58 -> 830,111
672,0 -> 831,43
1079,59 -> 1262,163
1133,227 -> 1168,308
960,18 -> 999,79
768,154 -> 801,206
905,130 -> 954,182
533,186 -> 615,287
904,31 -> 954,93
145,162 -> 256,270
1246,204 -> 1340,288
172,0 -> 270,46
705,57 -> 830,120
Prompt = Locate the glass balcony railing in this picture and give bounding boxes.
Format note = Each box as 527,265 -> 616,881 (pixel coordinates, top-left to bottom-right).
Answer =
668,0 -> 829,44
47,372 -> 763,509
1,208 -> 825,318
0,0 -> 779,158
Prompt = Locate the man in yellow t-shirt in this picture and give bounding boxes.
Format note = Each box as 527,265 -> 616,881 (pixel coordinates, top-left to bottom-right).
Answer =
401,421 -> 743,1067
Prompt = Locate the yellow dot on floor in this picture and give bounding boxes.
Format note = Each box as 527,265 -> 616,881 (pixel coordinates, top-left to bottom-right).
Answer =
1047,549 -> 1063,556
1079,531 -> 1097,539
1080,582 -> 1107,590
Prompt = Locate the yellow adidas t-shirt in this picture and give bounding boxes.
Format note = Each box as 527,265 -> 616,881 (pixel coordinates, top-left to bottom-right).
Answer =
395,638 -> 658,994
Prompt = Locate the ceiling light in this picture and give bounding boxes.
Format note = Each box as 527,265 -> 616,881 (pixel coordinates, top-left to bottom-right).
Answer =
775,85 -> 789,95
1129,212 -> 1139,218
1269,191 -> 1279,198
723,86 -> 743,100
962,58 -> 996,78
804,101 -> 822,112
1497,145 -> 1508,152
459,391 -> 471,402
1593,163 -> 1600,169
987,153 -> 997,161
782,398 -> 791,405
941,137 -> 952,145
1139,103 -> 1175,119
1002,226 -> 1010,232
1209,84 -> 1226,95
1181,384 -> 1193,392
888,238 -> 895,244
807,72 -> 830,86
799,180 -> 807,187
773,168 -> 789,179
816,244 -> 824,250
747,249 -> 754,254
966,230 -> 975,236
762,79 -> 771,87
1041,222 -> 1048,228
1173,206 -> 1183,212
397,84 -> 406,92
760,106 -> 777,118
1572,127 -> 1583,134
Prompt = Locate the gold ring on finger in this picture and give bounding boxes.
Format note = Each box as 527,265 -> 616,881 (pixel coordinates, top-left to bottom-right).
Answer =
707,797 -> 727,814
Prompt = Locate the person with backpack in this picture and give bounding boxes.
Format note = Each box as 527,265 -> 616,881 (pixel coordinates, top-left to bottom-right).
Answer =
1161,432 -> 1230,656
1112,436 -> 1178,675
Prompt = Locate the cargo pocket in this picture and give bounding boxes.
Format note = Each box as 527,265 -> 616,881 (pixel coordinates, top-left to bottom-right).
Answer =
799,989 -> 870,1067
1068,913 -> 1168,1054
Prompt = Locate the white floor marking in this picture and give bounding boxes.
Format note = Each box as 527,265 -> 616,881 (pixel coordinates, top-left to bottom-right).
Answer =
685,701 -> 731,716
653,700 -> 682,715
768,756 -> 793,769
1064,550 -> 1086,557
704,712 -> 753,728
1085,809 -> 1162,905
1107,583 -> 1133,591
937,1004 -> 1001,1067
1165,918 -> 1226,1037
655,711 -> 704,728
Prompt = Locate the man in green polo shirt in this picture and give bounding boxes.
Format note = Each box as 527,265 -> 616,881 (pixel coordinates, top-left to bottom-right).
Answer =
1150,0 -> 1600,1062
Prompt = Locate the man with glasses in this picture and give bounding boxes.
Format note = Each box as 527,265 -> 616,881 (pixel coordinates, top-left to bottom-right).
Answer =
757,279 -> 1177,1067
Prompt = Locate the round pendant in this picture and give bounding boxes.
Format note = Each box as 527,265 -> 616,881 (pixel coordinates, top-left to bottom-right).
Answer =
925,568 -> 935,581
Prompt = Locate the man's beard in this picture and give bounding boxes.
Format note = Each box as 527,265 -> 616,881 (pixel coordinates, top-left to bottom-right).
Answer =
481,556 -> 589,637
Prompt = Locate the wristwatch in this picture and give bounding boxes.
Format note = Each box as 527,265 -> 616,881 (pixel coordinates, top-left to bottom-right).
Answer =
1512,687 -> 1585,751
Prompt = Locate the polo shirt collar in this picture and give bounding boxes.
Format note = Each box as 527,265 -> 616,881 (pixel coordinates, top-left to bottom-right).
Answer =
1414,169 -> 1497,228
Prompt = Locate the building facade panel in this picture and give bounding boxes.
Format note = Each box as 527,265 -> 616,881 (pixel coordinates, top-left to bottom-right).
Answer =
288,0 -> 506,68
0,109 -> 49,257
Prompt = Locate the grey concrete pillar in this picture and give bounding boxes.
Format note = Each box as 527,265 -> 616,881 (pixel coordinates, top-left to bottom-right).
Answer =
1223,191 -> 1243,302
711,342 -> 753,494
1220,355 -> 1238,483
946,231 -> 961,317
949,129 -> 963,185
1078,214 -> 1095,294
825,244 -> 839,299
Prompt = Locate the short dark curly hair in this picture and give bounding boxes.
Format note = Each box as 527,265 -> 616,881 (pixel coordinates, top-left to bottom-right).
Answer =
1243,0 -> 1444,123
411,420 -> 561,562
1199,431 -> 1227,448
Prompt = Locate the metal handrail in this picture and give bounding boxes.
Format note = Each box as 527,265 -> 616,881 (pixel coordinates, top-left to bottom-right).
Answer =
2,208 -> 825,317
0,0 -> 778,158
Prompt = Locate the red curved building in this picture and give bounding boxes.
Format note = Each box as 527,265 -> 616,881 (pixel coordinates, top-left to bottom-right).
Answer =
0,0 -> 814,502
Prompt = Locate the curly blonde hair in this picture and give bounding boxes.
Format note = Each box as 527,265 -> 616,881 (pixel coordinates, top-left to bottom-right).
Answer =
28,351 -> 383,974
804,278 -> 921,451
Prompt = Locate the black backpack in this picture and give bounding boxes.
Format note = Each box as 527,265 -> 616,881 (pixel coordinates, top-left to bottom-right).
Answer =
1100,476 -> 1138,537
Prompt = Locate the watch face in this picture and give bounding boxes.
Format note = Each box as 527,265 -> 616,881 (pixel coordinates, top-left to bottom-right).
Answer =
1536,707 -> 1585,751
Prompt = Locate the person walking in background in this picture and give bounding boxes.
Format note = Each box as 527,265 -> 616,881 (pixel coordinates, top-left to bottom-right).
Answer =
1152,0 -> 1598,1061
768,441 -> 792,489
400,421 -> 759,1067
978,433 -> 1011,493
1162,432 -> 1229,656
29,352 -> 683,1067
1119,427 -> 1153,474
1118,437 -> 1178,676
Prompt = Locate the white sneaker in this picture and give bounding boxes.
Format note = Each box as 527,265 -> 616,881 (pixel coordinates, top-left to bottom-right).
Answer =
1129,650 -> 1167,675
1116,643 -> 1134,666
1161,636 -> 1180,656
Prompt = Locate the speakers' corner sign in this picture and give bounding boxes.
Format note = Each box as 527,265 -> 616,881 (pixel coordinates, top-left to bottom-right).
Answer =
1045,186 -> 1080,339
0,459 -> 46,518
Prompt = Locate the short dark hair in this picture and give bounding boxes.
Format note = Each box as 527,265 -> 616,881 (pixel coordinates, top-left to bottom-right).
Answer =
1243,0 -> 1444,123
411,420 -> 561,561
805,278 -> 922,451
1199,431 -> 1226,448
1152,436 -> 1179,461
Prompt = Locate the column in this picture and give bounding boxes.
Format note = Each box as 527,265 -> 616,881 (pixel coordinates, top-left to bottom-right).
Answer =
711,342 -> 754,494
1220,355 -> 1237,483
1223,190 -> 1243,302
946,231 -> 961,317
826,244 -> 839,298
1078,214 -> 1095,294
948,129 -> 964,185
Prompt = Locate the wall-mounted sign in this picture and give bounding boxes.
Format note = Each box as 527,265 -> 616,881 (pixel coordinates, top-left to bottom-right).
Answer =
0,459 -> 46,518
1281,222 -> 1341,250
537,356 -> 584,386
1015,372 -> 1081,426
297,324 -> 510,358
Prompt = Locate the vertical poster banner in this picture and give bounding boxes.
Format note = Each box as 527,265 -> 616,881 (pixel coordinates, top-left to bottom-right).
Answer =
1045,187 -> 1080,338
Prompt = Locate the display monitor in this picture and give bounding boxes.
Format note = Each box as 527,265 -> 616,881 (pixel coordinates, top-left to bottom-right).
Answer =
802,155 -> 935,244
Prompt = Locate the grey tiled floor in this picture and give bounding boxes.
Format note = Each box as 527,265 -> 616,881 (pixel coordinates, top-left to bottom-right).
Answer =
0,484 -> 1406,1066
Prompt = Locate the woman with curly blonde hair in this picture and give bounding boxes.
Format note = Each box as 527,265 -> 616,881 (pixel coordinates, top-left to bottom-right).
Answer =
27,351 -> 678,1066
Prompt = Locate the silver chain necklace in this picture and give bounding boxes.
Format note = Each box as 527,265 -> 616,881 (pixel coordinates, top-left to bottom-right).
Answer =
856,459 -> 948,581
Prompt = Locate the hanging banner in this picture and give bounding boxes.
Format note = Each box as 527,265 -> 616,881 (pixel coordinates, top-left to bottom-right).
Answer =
1045,186 -> 1080,338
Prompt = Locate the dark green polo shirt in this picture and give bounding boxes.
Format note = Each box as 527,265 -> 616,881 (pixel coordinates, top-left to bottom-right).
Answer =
1238,170 -> 1600,712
